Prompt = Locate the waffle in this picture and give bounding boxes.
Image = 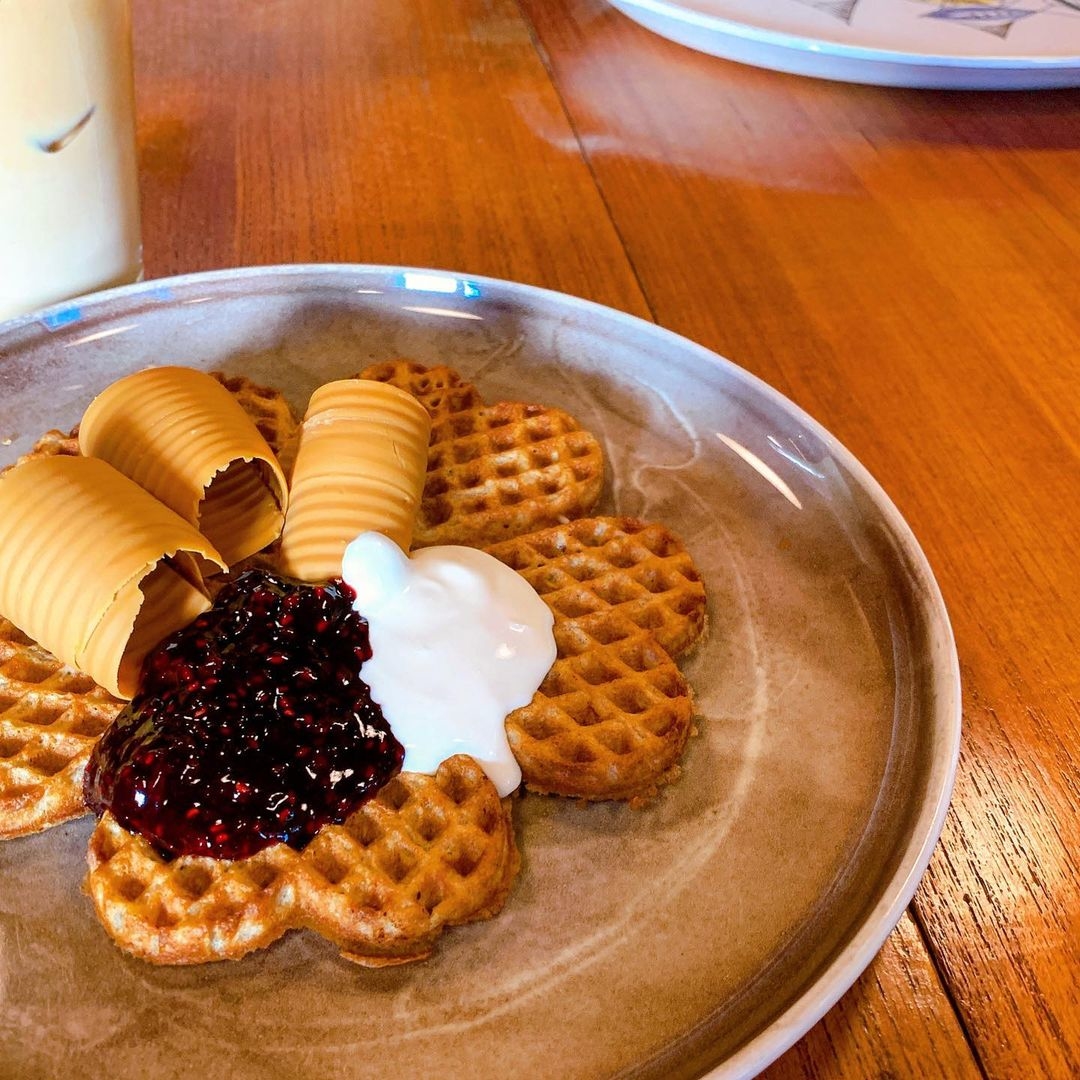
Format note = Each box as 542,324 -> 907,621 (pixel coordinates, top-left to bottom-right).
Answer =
0,618 -> 123,838
0,374 -> 298,839
6,369 -> 705,969
359,360 -> 604,548
85,755 -> 518,966
210,370 -> 299,456
1,373 -> 298,476
3,427 -> 79,467
487,517 -> 707,803
1,431 -> 111,837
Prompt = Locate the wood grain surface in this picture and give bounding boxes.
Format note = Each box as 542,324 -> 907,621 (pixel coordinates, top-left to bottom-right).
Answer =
129,0 -> 1080,1076
518,4 -> 1080,1076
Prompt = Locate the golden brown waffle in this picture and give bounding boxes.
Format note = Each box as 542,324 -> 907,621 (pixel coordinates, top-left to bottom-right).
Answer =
85,755 -> 519,966
2,373 -> 296,477
487,517 -> 707,803
7,428 -> 80,466
359,360 -> 605,548
1,429 -> 114,837
488,516 -> 707,659
210,371 -> 299,456
0,617 -> 122,838
360,361 -> 483,420
0,374 -> 297,840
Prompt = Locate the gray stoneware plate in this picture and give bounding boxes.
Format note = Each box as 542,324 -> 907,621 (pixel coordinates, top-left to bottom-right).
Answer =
0,265 -> 960,1080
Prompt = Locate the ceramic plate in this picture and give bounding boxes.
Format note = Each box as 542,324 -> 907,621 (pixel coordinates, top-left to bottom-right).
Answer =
0,266 -> 960,1079
608,0 -> 1080,88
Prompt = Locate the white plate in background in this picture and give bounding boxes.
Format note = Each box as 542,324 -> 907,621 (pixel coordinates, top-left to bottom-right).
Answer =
608,0 -> 1080,88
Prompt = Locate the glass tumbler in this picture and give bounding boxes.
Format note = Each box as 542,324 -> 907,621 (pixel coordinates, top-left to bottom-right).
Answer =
0,0 -> 142,321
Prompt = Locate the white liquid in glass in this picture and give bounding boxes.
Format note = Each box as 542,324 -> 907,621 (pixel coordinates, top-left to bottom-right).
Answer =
0,0 -> 142,321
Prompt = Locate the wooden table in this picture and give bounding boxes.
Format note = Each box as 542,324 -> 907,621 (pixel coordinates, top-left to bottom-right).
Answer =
131,1 -> 1080,1075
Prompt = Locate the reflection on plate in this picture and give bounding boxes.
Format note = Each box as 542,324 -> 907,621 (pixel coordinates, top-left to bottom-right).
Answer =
608,0 -> 1080,88
0,266 -> 960,1080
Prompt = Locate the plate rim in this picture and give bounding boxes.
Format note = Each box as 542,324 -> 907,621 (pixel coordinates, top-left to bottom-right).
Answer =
0,262 -> 963,1079
611,0 -> 1080,64
607,0 -> 1080,89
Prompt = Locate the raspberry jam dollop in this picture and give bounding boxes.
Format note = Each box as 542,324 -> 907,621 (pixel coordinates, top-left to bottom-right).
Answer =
84,569 -> 404,861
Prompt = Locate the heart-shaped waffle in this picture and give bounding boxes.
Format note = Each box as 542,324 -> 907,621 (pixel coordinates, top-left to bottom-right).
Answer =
0,374 -> 299,839
486,517 -> 707,803
209,371 -> 300,453
85,755 -> 518,965
0,617 -> 122,838
359,360 -> 605,548
3,366 -> 706,969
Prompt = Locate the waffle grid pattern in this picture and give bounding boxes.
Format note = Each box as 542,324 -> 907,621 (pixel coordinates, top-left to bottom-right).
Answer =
86,756 -> 518,965
3,368 -> 707,965
210,371 -> 299,455
0,616 -> 122,838
487,517 -> 707,803
359,360 -> 604,548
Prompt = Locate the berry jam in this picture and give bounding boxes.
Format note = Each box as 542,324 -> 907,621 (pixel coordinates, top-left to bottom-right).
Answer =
84,569 -> 404,861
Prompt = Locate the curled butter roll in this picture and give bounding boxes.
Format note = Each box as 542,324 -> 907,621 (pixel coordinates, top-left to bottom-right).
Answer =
78,366 -> 288,566
277,380 -> 431,581
0,456 -> 227,699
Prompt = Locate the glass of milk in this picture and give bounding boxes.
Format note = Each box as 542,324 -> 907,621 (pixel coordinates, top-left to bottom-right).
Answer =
0,0 -> 142,321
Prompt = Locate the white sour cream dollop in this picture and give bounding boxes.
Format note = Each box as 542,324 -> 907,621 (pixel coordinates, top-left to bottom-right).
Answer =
341,531 -> 556,797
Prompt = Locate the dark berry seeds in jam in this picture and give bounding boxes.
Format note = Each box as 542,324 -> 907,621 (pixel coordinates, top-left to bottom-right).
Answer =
84,570 -> 404,860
